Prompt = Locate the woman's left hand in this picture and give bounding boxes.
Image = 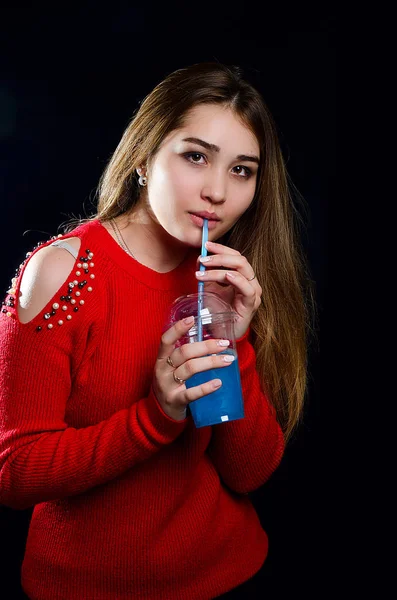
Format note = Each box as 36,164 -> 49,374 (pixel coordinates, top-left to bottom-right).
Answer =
196,240 -> 262,340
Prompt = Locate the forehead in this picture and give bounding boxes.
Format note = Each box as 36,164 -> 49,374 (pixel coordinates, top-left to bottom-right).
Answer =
165,104 -> 259,153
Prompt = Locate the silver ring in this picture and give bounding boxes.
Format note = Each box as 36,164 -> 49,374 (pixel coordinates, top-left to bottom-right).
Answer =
167,355 -> 175,368
173,372 -> 185,385
247,274 -> 256,281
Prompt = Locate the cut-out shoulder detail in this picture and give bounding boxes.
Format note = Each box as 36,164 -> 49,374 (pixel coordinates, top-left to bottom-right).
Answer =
1,236 -> 97,329
17,238 -> 82,324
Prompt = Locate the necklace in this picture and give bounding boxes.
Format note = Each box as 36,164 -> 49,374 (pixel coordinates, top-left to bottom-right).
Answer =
109,218 -> 136,259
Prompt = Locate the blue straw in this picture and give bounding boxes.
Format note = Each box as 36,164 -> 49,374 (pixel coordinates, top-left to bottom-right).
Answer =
198,219 -> 208,342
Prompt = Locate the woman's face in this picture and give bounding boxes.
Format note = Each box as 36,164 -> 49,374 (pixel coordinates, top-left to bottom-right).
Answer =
142,103 -> 260,248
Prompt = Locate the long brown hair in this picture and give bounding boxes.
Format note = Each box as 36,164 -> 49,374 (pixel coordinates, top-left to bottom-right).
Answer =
63,62 -> 318,443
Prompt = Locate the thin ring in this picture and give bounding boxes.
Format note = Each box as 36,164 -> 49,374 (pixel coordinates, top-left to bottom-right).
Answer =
173,372 -> 185,385
167,355 -> 175,368
247,274 -> 256,281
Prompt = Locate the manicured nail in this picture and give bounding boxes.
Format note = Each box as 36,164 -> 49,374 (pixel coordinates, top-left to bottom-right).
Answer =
223,355 -> 235,362
217,340 -> 230,346
226,272 -> 235,279
212,379 -> 222,388
205,241 -> 214,248
196,271 -> 205,276
184,316 -> 194,324
199,256 -> 211,262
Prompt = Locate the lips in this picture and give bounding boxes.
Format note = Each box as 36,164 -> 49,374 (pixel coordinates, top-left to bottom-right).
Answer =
189,212 -> 221,221
189,213 -> 220,229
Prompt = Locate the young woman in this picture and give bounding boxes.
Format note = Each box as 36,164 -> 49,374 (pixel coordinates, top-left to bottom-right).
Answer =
0,62 -> 316,599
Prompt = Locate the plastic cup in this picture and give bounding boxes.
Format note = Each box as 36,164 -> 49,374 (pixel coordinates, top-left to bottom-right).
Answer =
164,291 -> 245,427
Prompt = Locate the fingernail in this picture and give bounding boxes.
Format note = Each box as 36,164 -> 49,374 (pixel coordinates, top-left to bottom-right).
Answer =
212,379 -> 222,388
217,340 -> 230,346
184,316 -> 194,324
223,355 -> 235,362
199,256 -> 211,262
226,272 -> 235,279
195,271 -> 205,276
205,241 -> 214,248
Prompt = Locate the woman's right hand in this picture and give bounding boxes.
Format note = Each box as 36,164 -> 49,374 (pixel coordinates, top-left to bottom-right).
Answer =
152,316 -> 234,421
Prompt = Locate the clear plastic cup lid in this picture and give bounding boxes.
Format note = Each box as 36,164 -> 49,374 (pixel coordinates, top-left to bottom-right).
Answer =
167,291 -> 237,326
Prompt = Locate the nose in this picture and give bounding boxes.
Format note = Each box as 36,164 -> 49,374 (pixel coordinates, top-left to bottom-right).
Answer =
201,170 -> 226,205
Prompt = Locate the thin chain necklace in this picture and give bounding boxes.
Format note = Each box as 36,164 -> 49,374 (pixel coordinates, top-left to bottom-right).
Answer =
109,218 -> 136,259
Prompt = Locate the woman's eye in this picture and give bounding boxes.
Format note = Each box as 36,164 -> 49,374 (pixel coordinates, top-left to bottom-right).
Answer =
184,152 -> 206,164
183,152 -> 252,178
234,165 -> 252,178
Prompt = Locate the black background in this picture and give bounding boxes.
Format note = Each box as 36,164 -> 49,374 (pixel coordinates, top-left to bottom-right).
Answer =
1,4 -> 337,598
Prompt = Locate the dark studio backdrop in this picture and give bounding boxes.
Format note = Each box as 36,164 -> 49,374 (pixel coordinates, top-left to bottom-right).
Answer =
0,5 -> 336,599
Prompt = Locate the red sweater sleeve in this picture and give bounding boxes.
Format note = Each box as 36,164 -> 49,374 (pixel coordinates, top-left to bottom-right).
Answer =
0,249 -> 187,510
207,333 -> 285,494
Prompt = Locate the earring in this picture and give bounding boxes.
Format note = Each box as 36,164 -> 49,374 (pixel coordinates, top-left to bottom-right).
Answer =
137,167 -> 147,187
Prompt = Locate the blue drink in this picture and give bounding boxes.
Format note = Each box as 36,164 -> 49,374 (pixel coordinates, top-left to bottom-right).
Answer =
185,350 -> 245,428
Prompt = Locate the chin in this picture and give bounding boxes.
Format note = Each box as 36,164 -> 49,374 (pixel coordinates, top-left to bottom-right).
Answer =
160,228 -> 200,250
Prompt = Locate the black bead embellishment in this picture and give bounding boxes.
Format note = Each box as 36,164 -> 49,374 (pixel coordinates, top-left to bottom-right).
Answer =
73,306 -> 79,312
36,326 -> 42,331
2,308 -> 7,314
50,310 -> 56,316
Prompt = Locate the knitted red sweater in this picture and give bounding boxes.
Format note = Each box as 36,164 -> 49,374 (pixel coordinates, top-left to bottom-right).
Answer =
0,218 -> 284,600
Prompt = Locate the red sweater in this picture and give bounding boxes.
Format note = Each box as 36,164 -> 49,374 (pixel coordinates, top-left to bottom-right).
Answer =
0,218 -> 284,599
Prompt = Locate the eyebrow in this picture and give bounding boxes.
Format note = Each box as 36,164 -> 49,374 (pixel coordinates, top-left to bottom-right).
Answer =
181,136 -> 260,165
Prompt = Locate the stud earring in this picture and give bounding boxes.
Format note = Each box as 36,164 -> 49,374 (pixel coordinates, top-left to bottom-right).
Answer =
137,167 -> 147,187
